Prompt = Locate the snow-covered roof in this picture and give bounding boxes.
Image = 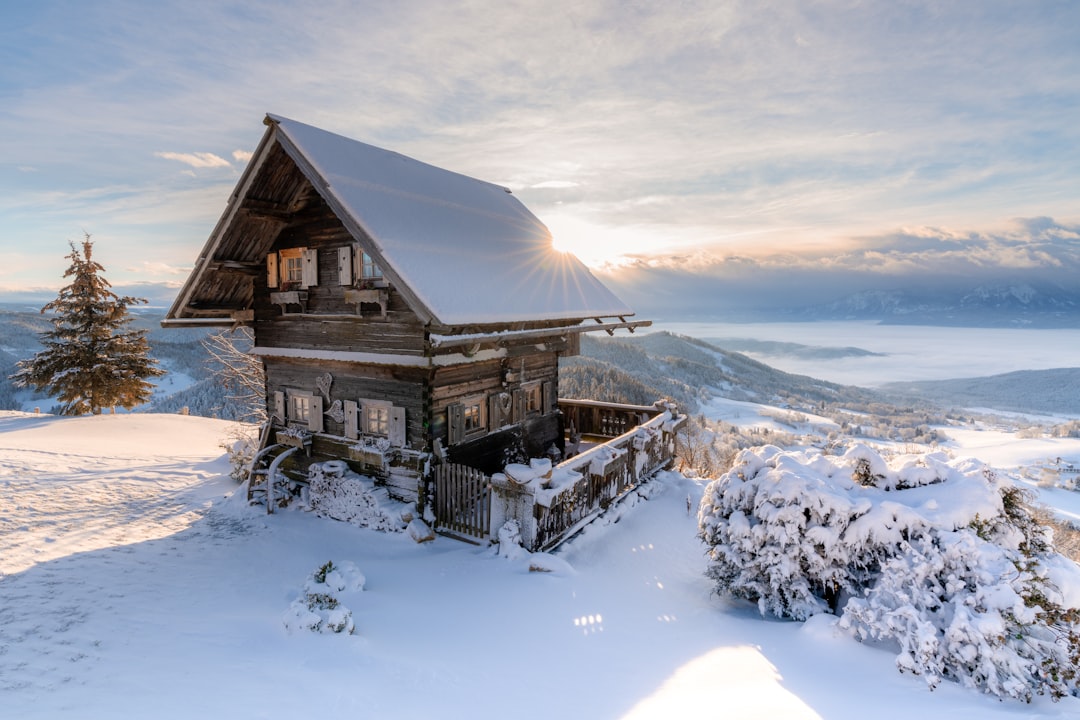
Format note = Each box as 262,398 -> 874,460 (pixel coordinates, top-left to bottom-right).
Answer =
267,114 -> 633,326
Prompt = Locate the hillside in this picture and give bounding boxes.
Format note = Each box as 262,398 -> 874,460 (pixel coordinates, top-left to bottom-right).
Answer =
0,306 -> 248,419
561,332 -> 887,414
883,368 -> 1080,416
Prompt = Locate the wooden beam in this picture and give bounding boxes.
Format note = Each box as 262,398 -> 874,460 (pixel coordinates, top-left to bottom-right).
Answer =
207,260 -> 263,275
239,198 -> 293,221
430,319 -> 651,350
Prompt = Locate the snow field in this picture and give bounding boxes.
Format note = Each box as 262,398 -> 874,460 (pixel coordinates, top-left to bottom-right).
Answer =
1,412 -> 1078,718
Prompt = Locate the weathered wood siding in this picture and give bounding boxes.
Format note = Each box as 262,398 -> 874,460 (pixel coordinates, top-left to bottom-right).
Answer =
433,350 -> 562,473
252,190 -> 427,355
265,356 -> 427,449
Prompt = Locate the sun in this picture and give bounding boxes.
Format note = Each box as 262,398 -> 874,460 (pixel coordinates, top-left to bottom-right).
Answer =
545,214 -> 653,268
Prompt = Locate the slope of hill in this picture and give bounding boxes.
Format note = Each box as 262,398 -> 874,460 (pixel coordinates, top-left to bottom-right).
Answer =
561,332 -> 887,414
883,368 -> 1080,416
0,307 -> 247,418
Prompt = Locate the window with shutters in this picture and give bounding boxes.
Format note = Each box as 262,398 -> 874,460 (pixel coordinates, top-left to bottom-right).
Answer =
268,247 -> 318,289
356,399 -> 406,447
363,403 -> 390,436
291,394 -> 310,424
447,396 -> 486,445
463,397 -> 485,435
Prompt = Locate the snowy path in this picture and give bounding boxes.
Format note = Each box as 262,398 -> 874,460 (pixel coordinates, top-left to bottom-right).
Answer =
1,412 -> 1077,718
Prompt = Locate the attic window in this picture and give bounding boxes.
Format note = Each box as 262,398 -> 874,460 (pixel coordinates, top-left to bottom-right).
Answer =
281,248 -> 304,284
267,248 -> 318,289
360,251 -> 382,280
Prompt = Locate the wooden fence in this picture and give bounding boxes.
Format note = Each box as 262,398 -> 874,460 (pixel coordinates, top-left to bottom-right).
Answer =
433,462 -> 491,541
487,404 -> 685,552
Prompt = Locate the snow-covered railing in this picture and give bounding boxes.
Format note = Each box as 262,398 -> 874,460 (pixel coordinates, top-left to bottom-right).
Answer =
558,398 -> 668,440
489,405 -> 685,552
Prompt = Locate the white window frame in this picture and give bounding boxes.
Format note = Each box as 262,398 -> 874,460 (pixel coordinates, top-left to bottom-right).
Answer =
360,250 -> 382,281
286,391 -> 323,432
357,399 -> 406,447
290,393 -> 311,425
362,401 -> 391,437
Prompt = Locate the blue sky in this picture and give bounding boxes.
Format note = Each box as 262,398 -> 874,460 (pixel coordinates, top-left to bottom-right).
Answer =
2,0 -> 1079,303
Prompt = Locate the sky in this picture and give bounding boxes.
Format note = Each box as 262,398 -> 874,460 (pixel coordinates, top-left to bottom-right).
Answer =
2,0 -> 1079,308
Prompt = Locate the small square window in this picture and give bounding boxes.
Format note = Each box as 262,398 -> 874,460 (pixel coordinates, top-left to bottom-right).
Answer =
291,394 -> 311,424
363,405 -> 390,436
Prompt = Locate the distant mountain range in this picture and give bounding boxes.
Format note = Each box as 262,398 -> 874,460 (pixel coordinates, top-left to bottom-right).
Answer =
792,280 -> 1078,327
2,305 -> 1074,418
883,368 -> 1080,417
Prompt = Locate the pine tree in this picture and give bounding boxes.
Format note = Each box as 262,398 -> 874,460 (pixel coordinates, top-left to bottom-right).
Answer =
10,235 -> 164,415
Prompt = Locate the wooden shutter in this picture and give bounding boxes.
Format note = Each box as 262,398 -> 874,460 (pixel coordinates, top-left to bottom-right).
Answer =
337,247 -> 353,286
447,403 -> 464,445
267,253 -> 279,289
511,389 -> 525,424
273,391 -> 285,422
542,381 -> 554,414
301,248 -> 319,288
488,394 -> 501,430
344,400 -> 359,440
389,406 -> 406,448
309,395 -> 324,433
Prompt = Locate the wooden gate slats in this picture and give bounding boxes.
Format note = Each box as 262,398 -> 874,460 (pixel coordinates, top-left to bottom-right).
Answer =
434,463 -> 491,539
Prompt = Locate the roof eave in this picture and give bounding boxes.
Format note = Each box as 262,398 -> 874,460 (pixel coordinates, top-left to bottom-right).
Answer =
268,116 -> 441,327
164,119 -> 279,322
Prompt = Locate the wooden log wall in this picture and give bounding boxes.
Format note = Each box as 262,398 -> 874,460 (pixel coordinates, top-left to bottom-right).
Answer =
265,356 -> 427,449
252,190 -> 427,355
432,350 -> 562,472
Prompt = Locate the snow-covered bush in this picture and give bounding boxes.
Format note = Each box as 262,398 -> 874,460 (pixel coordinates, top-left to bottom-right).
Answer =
698,444 -> 1080,700
282,560 -> 366,635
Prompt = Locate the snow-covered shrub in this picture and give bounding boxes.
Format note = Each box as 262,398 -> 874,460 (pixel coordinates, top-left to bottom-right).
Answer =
841,525 -> 1079,700
219,423 -> 262,483
282,560 -> 366,635
698,444 -> 1080,701
496,520 -> 527,560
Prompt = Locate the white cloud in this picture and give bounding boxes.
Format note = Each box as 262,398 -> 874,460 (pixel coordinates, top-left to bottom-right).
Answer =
124,261 -> 190,277
232,149 -> 253,163
154,151 -> 232,169
531,180 -> 580,189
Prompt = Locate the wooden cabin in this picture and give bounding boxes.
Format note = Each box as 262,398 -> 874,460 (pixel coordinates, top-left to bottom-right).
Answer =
163,114 -> 657,528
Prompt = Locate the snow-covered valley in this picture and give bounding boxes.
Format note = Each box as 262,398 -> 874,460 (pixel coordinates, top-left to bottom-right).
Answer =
3,409 -> 1080,718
